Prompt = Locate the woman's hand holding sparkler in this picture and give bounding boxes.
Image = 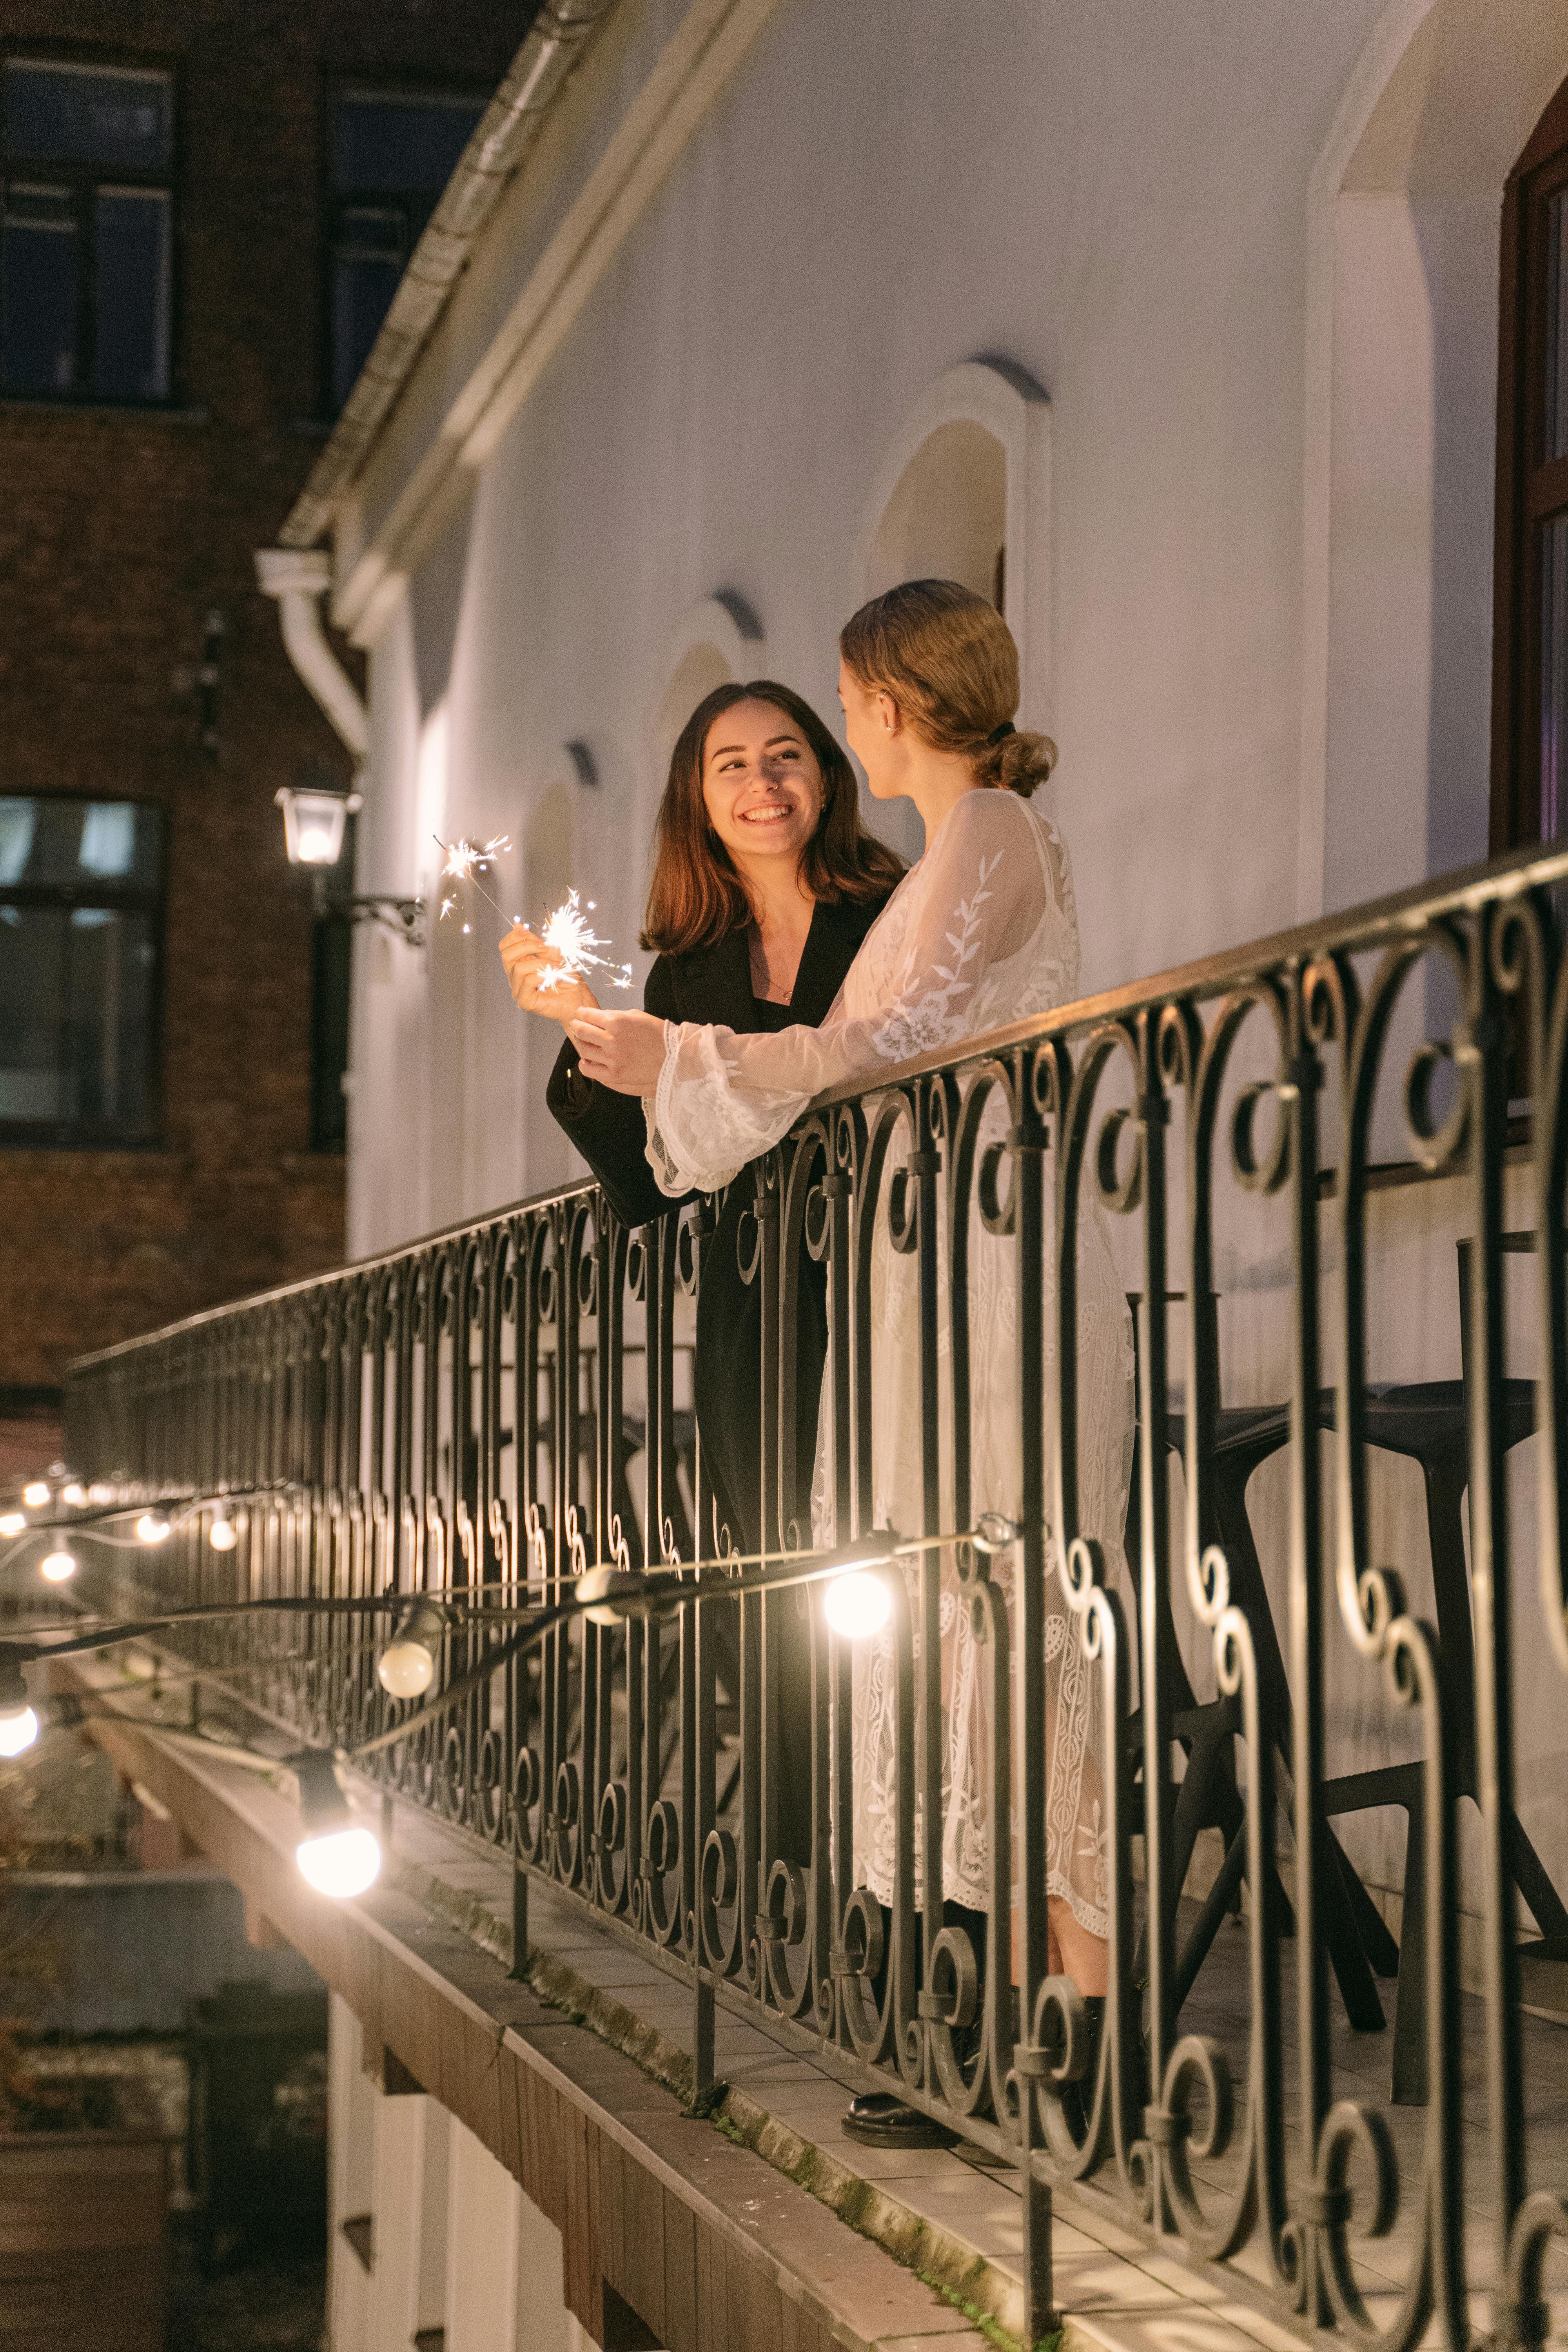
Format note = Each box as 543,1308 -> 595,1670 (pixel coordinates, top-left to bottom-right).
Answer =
499,925 -> 600,1021
567,1009 -> 669,1096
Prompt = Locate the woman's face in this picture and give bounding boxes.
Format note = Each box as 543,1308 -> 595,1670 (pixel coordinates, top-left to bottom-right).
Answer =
838,660 -> 901,799
701,698 -> 824,870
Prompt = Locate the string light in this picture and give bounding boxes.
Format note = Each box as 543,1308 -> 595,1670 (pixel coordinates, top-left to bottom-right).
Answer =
822,1568 -> 893,1641
22,1481 -> 49,1509
0,1513 -> 24,1539
376,1598 -> 445,1698
62,1482 -> 87,1507
135,1513 -> 171,1545
294,1750 -> 381,1898
40,1550 -> 76,1584
0,1662 -> 37,1758
209,1510 -> 238,1552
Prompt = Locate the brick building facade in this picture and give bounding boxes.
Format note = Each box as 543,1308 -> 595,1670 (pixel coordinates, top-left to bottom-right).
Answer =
0,1 -> 526,1439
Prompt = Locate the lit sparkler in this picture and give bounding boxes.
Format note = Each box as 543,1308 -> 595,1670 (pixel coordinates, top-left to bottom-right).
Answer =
434,834 -> 518,936
536,890 -> 633,993
432,835 -> 632,990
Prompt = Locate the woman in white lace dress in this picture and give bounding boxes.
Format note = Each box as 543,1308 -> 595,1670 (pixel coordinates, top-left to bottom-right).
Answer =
570,581 -> 1131,2013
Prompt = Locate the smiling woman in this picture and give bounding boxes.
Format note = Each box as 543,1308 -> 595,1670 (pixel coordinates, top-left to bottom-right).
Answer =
499,678 -> 903,1557
501,682 -> 902,1887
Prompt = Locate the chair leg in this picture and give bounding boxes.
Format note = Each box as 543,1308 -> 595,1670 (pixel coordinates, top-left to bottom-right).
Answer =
1322,1829 -> 1387,2033
1327,1825 -> 1400,1976
1174,1824 -> 1247,2012
1508,1811 -> 1568,1940
1390,1792 -> 1428,2106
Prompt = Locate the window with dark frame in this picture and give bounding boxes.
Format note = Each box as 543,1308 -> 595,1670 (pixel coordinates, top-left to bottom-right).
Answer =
326,89 -> 485,414
1492,75 -> 1568,851
0,796 -> 163,1146
0,58 -> 173,404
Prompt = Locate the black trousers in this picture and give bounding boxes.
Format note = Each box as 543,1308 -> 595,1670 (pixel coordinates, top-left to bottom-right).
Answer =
692,1176 -> 827,1870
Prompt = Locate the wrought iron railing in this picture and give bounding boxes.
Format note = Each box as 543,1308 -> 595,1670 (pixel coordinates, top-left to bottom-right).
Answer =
63,842 -> 1568,2349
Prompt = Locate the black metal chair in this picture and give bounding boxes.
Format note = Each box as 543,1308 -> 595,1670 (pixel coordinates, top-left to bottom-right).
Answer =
1308,1233 -> 1568,2101
1124,1294 -> 1394,2043
1137,1239 -> 1568,2103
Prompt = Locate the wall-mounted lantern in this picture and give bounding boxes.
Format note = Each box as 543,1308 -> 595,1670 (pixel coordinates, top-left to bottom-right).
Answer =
275,771 -> 424,945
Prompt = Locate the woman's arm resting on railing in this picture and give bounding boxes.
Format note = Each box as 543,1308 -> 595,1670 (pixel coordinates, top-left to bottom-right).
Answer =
573,792 -> 1049,1196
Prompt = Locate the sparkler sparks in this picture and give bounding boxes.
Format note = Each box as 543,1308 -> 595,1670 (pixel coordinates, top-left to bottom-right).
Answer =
431,836 -> 632,989
434,834 -> 518,935
536,891 -> 633,993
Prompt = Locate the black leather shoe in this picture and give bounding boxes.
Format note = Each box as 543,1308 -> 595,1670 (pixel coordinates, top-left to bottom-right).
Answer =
841,2091 -> 958,2149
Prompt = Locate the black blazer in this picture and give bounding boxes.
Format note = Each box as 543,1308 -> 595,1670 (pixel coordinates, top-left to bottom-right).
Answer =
546,894 -> 889,1551
545,891 -> 891,1867
545,895 -> 887,1228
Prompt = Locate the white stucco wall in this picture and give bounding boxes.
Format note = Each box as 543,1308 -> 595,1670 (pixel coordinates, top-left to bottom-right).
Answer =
342,0 -> 1439,1248
325,1992 -> 592,2352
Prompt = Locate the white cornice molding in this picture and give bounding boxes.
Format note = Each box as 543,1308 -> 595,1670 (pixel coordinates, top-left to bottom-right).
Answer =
331,0 -> 785,647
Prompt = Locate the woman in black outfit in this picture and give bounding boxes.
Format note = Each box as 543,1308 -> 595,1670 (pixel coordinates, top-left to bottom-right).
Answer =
501,681 -> 902,1862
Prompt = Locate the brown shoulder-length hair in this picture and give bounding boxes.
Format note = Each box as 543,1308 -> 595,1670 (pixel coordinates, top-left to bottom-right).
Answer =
641,677 -> 906,954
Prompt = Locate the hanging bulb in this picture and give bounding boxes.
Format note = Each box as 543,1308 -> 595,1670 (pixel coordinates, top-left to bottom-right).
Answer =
22,1481 -> 49,1509
297,1825 -> 382,1896
40,1550 -> 76,1583
0,1705 -> 39,1759
376,1597 -> 446,1698
0,1513 -> 24,1539
0,1662 -> 37,1757
822,1568 -> 893,1641
135,1512 -> 171,1544
62,1483 -> 87,1508
209,1510 -> 238,1552
293,1751 -> 381,1898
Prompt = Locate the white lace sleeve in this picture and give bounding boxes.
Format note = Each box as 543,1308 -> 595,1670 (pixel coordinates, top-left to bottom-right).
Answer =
644,791 -> 1052,1195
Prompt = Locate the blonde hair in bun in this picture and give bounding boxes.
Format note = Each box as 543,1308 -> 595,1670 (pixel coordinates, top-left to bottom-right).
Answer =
838,578 -> 1057,797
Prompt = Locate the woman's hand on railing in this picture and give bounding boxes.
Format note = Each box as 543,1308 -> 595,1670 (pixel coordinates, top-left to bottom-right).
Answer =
500,925 -> 600,1022
568,1009 -> 669,1096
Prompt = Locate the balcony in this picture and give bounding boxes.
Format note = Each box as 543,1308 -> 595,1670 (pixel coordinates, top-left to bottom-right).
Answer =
52,838 -> 1568,2352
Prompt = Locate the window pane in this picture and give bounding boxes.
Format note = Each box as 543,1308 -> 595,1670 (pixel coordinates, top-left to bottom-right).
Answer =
1542,512 -> 1568,840
332,240 -> 404,408
0,797 -> 160,885
1549,191 -> 1568,464
94,187 -> 170,400
3,62 -> 172,171
1,186 -> 77,394
0,904 -> 156,1133
332,94 -> 482,194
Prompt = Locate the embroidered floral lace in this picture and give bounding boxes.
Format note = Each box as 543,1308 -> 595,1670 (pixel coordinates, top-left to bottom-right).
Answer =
645,789 -> 1132,1943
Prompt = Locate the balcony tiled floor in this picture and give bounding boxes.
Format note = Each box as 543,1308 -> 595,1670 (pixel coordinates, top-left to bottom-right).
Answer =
377,1789 -> 1568,2351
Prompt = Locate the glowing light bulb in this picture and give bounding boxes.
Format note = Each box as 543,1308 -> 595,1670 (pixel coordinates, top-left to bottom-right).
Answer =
40,1550 -> 76,1583
377,1640 -> 436,1699
62,1482 -> 87,1507
135,1513 -> 171,1544
822,1569 -> 892,1641
0,1706 -> 39,1759
296,1826 -> 381,1897
209,1513 -> 238,1552
0,1513 -> 24,1539
22,1481 -> 49,1509
376,1598 -> 445,1698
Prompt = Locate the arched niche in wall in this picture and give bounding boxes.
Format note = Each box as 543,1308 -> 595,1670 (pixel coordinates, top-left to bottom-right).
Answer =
1299,0 -> 1568,920
854,358 -> 1052,730
647,592 -> 767,784
522,768 -> 576,927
